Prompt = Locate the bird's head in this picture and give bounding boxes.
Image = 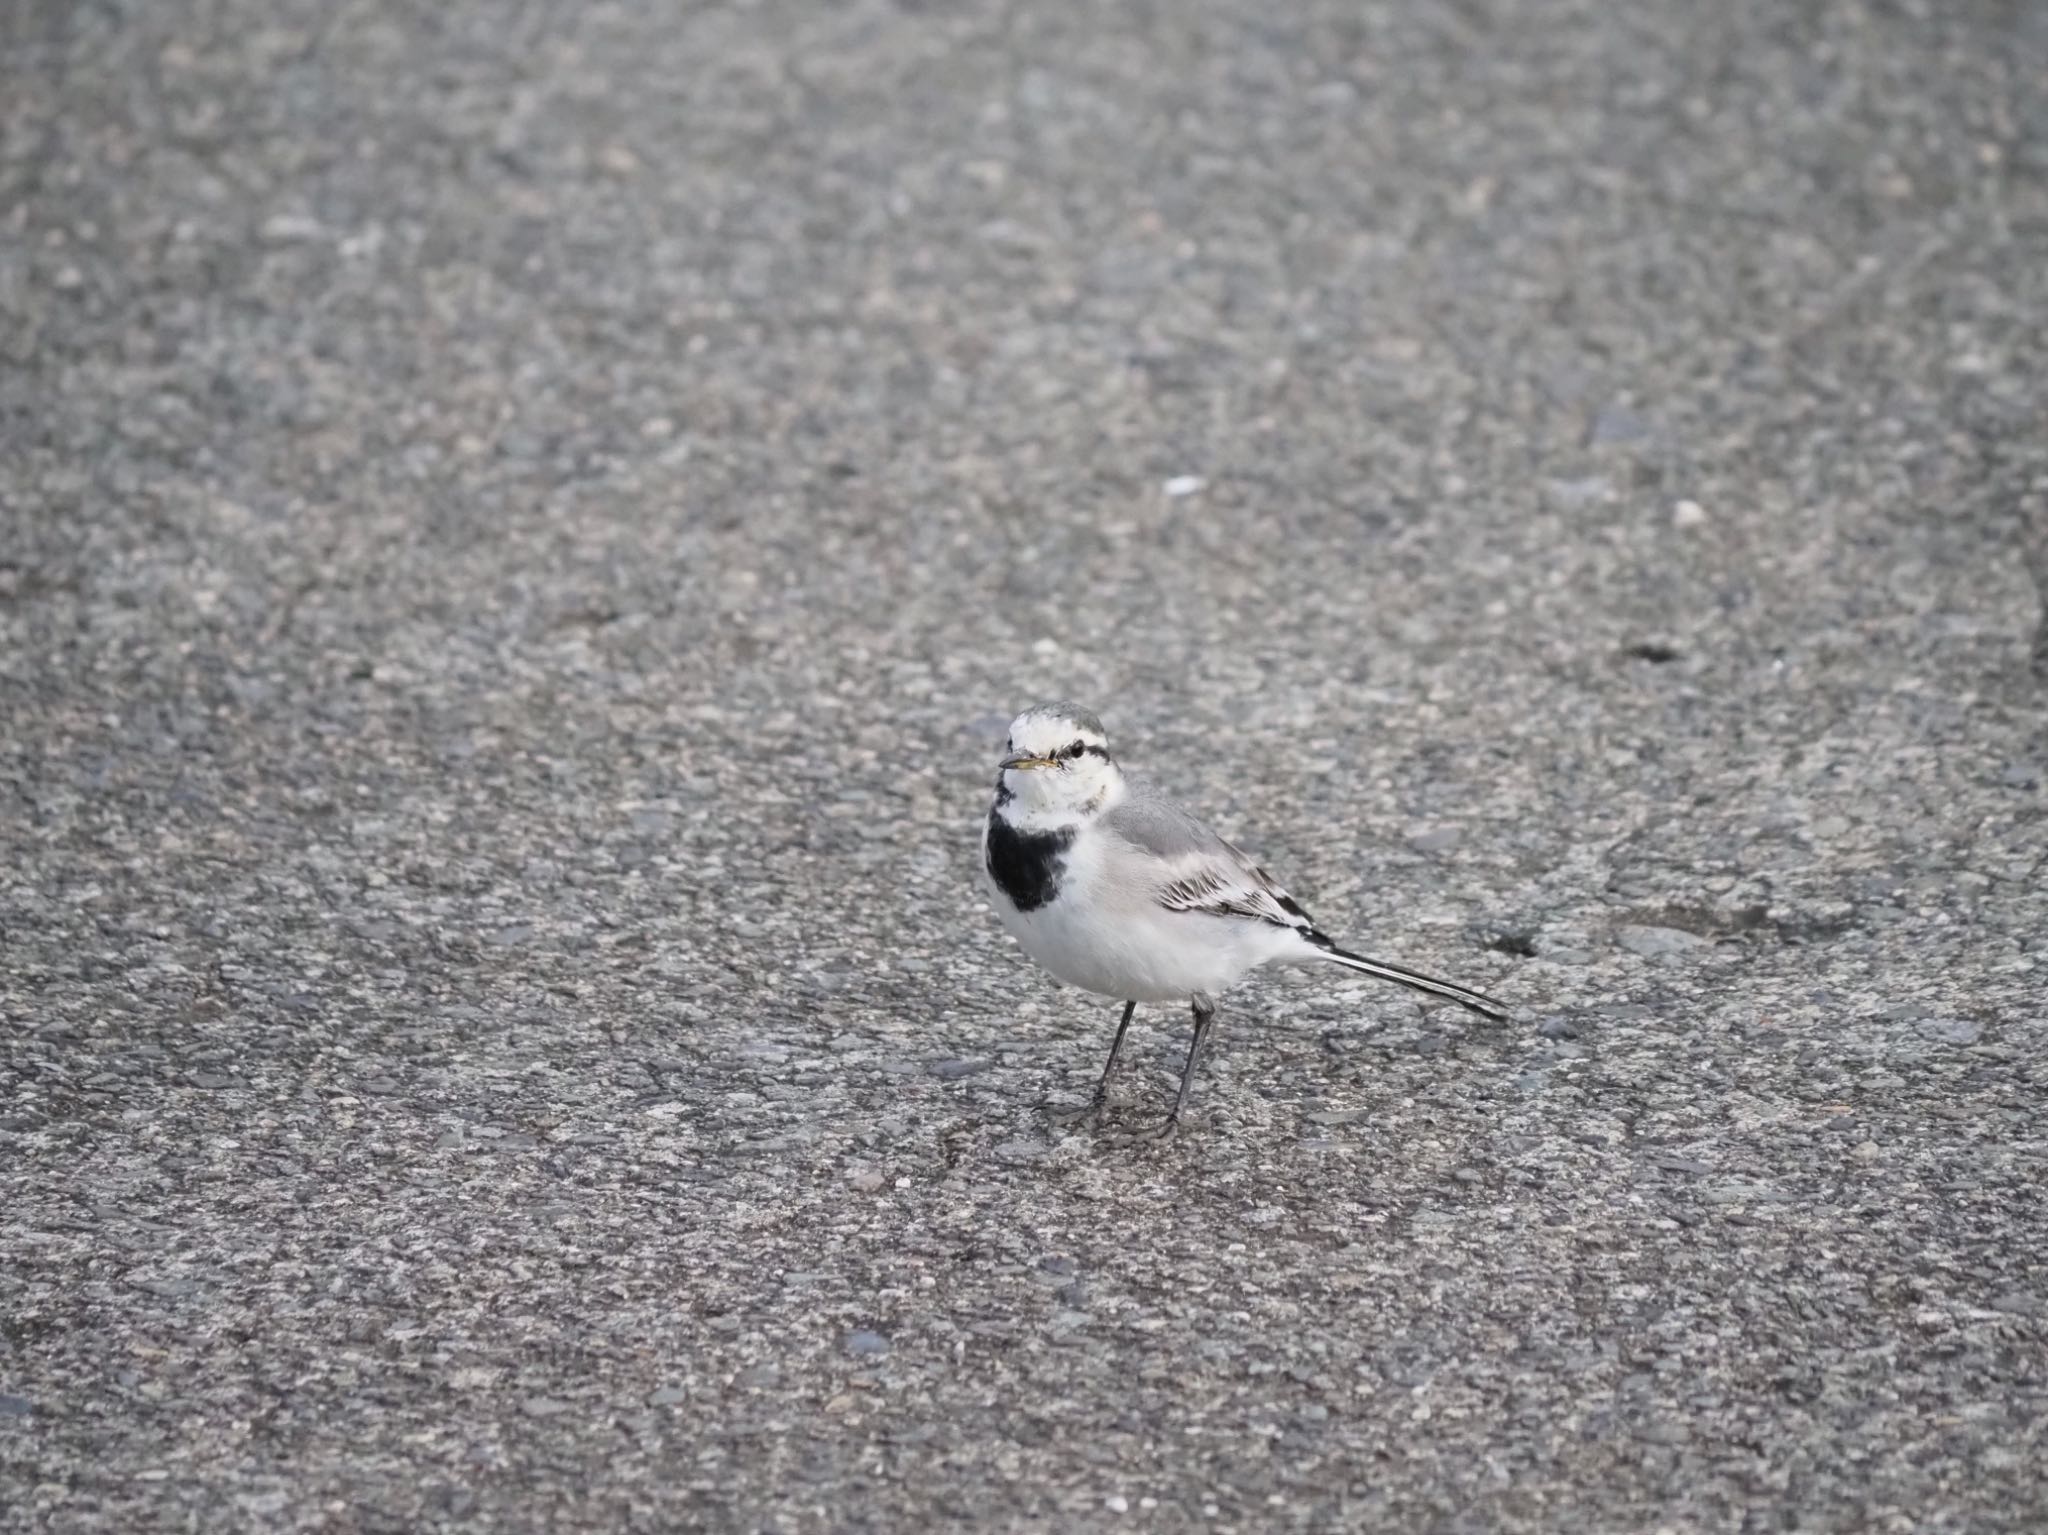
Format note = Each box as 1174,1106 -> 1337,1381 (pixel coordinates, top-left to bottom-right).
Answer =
995,702 -> 1124,819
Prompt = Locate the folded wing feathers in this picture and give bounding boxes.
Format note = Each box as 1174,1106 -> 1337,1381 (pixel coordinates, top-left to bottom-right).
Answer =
1102,797 -> 1323,935
1155,854 -> 1317,934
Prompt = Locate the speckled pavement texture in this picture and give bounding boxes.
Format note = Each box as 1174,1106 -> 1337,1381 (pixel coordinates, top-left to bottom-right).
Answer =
4,0 -> 2047,1530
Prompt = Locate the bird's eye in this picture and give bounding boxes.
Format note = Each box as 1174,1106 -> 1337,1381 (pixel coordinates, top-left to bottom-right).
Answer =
1066,740 -> 1085,759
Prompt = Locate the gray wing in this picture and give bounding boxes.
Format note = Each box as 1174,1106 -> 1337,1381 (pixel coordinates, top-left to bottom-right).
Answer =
1100,785 -> 1320,934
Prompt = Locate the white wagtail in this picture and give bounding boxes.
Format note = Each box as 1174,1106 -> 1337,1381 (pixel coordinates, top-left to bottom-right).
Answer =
980,702 -> 1508,1138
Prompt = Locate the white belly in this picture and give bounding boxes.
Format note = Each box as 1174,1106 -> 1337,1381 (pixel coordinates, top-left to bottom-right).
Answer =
985,828 -> 1295,1002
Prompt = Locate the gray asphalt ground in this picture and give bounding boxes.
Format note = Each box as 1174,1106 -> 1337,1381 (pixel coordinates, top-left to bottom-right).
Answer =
5,0 -> 2048,1530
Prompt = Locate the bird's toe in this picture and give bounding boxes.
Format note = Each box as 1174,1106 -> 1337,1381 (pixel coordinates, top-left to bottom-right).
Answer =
1104,1113 -> 1183,1146
1048,1096 -> 1109,1128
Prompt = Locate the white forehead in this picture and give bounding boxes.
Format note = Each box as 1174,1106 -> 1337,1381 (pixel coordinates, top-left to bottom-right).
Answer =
1007,702 -> 1108,748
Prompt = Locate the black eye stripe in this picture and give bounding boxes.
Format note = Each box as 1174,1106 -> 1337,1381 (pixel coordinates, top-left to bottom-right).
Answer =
1011,738 -> 1107,761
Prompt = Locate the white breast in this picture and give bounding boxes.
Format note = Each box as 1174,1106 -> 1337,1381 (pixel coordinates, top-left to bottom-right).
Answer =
985,823 -> 1295,1002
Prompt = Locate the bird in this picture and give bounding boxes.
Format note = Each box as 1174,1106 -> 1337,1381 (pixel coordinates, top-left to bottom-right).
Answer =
979,701 -> 1508,1139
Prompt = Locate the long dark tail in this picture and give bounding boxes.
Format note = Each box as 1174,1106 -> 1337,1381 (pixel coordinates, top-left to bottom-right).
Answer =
1308,934 -> 1509,1021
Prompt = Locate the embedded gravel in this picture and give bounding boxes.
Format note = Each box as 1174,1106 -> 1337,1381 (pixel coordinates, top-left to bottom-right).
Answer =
4,1 -> 2047,1531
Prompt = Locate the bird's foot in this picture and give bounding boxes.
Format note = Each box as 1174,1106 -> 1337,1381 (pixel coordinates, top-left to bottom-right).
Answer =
1049,1094 -> 1110,1129
1105,1113 -> 1182,1146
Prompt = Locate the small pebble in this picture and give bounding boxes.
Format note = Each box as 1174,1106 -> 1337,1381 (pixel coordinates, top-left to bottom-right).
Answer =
1919,1017 -> 1982,1046
1617,924 -> 1710,958
1163,475 -> 1206,498
1305,1108 -> 1368,1126
1544,475 -> 1611,508
1592,403 -> 1651,443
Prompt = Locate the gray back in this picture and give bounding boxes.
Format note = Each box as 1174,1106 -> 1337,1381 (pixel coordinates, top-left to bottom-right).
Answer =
1099,781 -> 1241,866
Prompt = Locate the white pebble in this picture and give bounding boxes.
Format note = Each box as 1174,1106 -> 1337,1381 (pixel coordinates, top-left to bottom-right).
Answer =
1163,475 -> 1207,498
1672,498 -> 1707,528
259,213 -> 324,243
1105,1495 -> 1129,1514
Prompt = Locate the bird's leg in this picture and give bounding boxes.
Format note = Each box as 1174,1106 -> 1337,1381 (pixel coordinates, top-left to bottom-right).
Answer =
1052,1000 -> 1136,1126
1125,994 -> 1216,1142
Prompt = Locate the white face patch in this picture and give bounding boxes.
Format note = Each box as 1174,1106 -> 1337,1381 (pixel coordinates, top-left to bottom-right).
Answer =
998,707 -> 1124,825
1005,705 -> 1105,757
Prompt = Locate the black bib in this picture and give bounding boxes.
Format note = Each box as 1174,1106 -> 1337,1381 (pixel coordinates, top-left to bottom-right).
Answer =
985,813 -> 1074,913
